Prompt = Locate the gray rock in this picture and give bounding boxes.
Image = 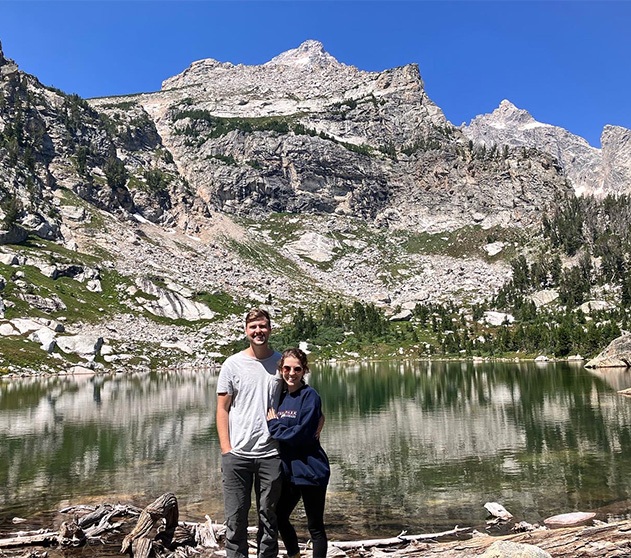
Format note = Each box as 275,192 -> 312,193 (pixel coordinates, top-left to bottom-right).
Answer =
17,293 -> 67,312
56,335 -> 104,357
578,300 -> 613,314
585,334 -> 631,368
135,278 -> 215,321
10,318 -> 45,334
0,321 -> 18,336
483,241 -> 505,256
531,289 -> 559,308
481,540 -> 551,558
0,226 -> 28,245
543,511 -> 596,528
0,253 -> 19,265
285,232 -> 340,262
29,327 -> 57,353
389,309 -> 413,322
59,205 -> 88,221
462,99 -> 631,198
483,311 -> 514,326
601,125 -> 631,196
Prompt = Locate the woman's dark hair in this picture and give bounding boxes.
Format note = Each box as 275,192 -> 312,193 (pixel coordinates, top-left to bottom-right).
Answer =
278,347 -> 309,374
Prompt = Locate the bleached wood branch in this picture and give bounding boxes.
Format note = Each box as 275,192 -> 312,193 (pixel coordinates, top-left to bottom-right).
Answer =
330,526 -> 472,549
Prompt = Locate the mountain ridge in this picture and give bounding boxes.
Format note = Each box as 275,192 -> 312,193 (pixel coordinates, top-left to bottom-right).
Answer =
461,99 -> 631,197
0,39 -> 629,373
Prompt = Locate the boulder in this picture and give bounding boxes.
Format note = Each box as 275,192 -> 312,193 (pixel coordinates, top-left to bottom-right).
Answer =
372,292 -> 391,304
484,501 -> 513,521
86,279 -> 102,292
59,205 -> 88,221
10,318 -> 45,334
285,232 -> 340,263
578,300 -> 613,314
0,321 -> 18,336
66,365 -> 96,375
543,511 -> 596,528
0,252 -> 19,265
585,334 -> 631,368
483,311 -> 514,326
0,225 -> 28,245
56,335 -> 104,357
160,341 -> 194,354
136,278 -> 215,321
481,540 -> 551,558
531,289 -> 559,308
28,327 -> 57,353
389,309 -> 413,322
483,241 -> 505,256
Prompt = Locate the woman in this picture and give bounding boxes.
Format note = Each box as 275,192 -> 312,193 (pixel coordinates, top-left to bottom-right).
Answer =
267,348 -> 330,558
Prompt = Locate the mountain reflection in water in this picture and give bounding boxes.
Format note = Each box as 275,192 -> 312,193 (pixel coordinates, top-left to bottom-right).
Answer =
2,361 -> 631,539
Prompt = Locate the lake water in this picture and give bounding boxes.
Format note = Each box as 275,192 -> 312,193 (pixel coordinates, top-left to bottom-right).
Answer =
2,360 -> 631,540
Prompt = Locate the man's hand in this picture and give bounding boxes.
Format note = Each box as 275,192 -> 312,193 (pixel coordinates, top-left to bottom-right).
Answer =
315,414 -> 325,439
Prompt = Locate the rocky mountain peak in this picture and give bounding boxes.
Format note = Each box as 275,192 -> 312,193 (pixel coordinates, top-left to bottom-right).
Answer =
264,40 -> 342,68
0,40 -> 19,77
600,125 -> 631,195
475,100 -> 540,129
462,100 -> 602,196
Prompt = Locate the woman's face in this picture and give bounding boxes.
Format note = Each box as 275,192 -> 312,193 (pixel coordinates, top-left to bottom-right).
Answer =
281,356 -> 305,392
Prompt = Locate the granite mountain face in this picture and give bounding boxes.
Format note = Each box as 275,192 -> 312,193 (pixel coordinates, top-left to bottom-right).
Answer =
89,40 -> 572,233
0,39 -> 629,370
2,39 -> 575,241
461,99 -> 631,197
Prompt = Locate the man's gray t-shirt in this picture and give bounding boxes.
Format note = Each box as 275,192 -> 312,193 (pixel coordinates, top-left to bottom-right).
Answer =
217,350 -> 282,458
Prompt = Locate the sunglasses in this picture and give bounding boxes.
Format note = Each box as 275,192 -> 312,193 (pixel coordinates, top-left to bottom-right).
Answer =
282,366 -> 304,373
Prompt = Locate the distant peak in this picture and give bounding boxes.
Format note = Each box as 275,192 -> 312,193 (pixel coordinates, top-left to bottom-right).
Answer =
492,99 -> 535,124
0,41 -> 19,76
265,40 -> 341,68
498,99 -> 518,111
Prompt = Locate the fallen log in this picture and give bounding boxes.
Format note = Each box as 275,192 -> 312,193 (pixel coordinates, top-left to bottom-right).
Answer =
356,519 -> 631,557
5,495 -> 631,558
330,526 -> 472,550
0,530 -> 58,549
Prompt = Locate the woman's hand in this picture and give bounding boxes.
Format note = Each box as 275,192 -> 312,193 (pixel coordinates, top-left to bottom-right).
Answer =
267,408 -> 278,420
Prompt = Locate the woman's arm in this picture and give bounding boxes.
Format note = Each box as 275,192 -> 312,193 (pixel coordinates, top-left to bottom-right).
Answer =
268,389 -> 322,446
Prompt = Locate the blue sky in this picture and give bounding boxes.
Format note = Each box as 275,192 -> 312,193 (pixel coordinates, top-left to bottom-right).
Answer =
1,1 -> 629,147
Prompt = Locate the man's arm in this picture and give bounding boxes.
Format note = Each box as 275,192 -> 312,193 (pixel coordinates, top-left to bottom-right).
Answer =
216,393 -> 233,454
315,414 -> 325,440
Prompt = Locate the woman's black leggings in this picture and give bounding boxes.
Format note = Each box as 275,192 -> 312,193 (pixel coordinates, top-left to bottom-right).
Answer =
276,480 -> 327,558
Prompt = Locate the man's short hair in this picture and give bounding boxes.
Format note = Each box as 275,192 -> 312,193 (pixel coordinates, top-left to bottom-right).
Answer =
245,308 -> 271,326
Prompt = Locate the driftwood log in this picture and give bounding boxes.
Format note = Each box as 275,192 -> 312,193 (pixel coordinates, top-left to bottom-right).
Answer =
0,502 -> 137,550
121,493 -> 221,558
360,520 -> 631,557
4,494 -> 631,557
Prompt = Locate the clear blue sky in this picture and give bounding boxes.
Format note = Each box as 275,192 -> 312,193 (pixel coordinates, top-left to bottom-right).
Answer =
1,1 -> 629,147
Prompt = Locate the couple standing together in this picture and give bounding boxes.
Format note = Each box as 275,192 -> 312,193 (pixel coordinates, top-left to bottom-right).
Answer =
216,308 -> 330,558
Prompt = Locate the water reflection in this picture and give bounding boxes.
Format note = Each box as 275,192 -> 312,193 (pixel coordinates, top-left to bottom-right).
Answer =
2,362 -> 631,538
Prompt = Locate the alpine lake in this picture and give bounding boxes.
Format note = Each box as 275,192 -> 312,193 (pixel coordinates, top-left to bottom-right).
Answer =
2,359 -> 631,544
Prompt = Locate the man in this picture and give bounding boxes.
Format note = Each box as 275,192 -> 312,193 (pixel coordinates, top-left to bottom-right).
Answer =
216,308 -> 283,558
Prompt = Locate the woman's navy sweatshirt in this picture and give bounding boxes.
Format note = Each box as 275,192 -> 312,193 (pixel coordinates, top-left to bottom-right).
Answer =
267,384 -> 330,487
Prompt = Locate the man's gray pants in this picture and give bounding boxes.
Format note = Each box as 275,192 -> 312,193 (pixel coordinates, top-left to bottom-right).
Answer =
221,452 -> 283,558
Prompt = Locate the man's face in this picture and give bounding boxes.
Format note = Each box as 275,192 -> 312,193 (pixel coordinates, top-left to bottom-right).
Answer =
245,318 -> 271,347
